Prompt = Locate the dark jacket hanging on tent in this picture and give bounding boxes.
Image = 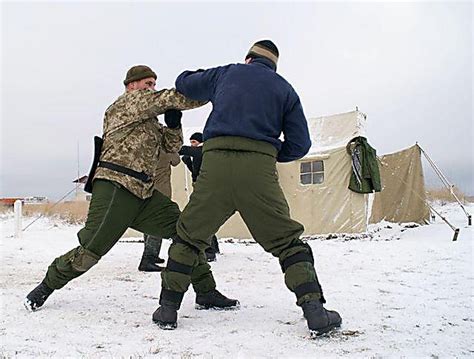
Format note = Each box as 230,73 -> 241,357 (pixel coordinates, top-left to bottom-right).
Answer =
347,136 -> 382,194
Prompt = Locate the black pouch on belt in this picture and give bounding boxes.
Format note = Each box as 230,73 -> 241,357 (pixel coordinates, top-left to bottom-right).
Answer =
84,136 -> 103,193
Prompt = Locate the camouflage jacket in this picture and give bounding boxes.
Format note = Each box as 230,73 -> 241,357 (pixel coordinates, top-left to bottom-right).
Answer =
94,88 -> 203,199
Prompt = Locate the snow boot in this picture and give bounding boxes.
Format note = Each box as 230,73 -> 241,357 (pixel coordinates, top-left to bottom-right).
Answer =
205,247 -> 217,262
24,281 -> 54,311
152,303 -> 178,329
301,300 -> 342,336
138,256 -> 164,272
195,289 -> 239,310
210,235 -> 220,254
204,235 -> 219,262
140,235 -> 164,269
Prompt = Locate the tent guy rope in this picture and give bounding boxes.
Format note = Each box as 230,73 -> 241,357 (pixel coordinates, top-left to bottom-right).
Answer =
22,186 -> 77,232
418,144 -> 471,226
377,152 -> 460,241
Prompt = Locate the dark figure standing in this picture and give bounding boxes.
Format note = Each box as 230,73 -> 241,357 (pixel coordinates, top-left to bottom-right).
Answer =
153,41 -> 341,336
179,132 -> 220,261
180,132 -> 203,183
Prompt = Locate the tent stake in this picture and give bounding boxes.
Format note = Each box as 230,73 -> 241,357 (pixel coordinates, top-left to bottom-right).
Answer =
453,228 -> 460,242
427,202 -> 460,241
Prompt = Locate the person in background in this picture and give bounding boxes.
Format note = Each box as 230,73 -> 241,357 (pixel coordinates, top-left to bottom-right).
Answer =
139,152 -> 181,272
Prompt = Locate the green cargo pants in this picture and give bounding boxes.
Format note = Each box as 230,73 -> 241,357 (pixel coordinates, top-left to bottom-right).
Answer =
44,179 -> 216,294
161,137 -> 323,307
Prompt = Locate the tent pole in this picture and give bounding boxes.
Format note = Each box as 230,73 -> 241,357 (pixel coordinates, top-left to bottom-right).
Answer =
418,144 -> 471,225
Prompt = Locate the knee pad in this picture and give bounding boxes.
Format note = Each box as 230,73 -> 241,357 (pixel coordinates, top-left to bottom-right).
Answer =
166,236 -> 198,276
166,258 -> 194,275
280,243 -> 326,304
280,242 -> 314,273
71,246 -> 100,272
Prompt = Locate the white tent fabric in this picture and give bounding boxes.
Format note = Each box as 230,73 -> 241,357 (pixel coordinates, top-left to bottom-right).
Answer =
169,110 -> 429,239
172,110 -> 370,238
370,144 -> 430,224
307,110 -> 367,154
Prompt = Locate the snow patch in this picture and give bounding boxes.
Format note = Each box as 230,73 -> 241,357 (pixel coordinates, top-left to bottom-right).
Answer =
1,203 -> 473,357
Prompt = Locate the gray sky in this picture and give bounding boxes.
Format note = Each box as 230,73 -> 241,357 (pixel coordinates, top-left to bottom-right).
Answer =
1,1 -> 472,200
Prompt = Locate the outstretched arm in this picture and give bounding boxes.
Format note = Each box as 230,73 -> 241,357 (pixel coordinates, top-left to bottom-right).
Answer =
178,145 -> 200,158
104,89 -> 205,138
175,66 -> 228,101
133,88 -> 207,122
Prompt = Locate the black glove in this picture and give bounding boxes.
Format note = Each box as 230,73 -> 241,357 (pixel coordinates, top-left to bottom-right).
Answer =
164,109 -> 182,129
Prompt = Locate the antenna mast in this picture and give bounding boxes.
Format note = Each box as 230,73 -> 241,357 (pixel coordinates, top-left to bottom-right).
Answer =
76,140 -> 80,199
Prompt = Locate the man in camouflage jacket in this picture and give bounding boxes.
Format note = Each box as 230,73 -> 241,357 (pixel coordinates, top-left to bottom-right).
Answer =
24,65 -> 237,312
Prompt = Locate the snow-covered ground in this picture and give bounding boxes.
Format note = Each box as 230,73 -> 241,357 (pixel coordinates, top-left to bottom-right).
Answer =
1,203 -> 473,358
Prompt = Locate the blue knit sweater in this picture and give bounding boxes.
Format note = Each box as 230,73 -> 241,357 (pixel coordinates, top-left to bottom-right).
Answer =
175,58 -> 311,162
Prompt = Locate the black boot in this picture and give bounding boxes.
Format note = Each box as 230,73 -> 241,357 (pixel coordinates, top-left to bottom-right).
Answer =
24,281 -> 54,311
152,303 -> 178,329
195,289 -> 239,310
211,235 -> 220,254
140,235 -> 164,270
301,300 -> 342,336
138,256 -> 164,272
205,247 -> 217,262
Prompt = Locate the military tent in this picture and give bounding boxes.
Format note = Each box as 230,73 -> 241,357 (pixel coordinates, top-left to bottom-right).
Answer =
171,110 -> 430,239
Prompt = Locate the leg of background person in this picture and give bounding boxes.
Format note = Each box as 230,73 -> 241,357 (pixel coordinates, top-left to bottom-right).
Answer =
139,234 -> 165,271
211,235 -> 220,253
204,235 -> 218,262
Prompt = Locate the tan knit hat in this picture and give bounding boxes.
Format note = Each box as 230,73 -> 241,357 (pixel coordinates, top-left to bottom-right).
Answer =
246,40 -> 279,67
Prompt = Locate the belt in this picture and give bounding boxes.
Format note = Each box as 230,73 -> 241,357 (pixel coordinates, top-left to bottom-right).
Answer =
98,161 -> 152,183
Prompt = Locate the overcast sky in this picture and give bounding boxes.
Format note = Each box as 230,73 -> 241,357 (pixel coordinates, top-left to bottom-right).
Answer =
1,1 -> 472,200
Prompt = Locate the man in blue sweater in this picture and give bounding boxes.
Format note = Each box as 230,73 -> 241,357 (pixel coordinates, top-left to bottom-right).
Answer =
153,40 -> 341,336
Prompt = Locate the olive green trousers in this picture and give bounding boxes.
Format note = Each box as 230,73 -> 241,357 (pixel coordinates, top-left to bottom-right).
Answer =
161,137 -> 323,307
44,180 -> 215,294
